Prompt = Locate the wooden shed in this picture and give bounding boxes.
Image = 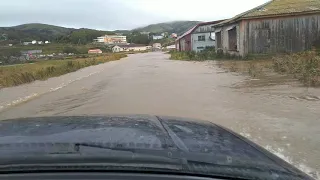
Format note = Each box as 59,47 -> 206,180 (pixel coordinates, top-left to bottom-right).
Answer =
214,0 -> 320,57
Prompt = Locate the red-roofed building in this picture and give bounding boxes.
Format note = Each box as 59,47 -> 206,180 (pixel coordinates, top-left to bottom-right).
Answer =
88,49 -> 102,54
175,20 -> 225,52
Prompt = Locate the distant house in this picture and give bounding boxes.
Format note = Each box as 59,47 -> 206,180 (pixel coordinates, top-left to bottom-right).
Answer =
214,0 -> 320,56
38,41 -> 43,45
152,43 -> 162,51
153,43 -> 162,48
45,41 -> 50,44
152,35 -> 164,40
23,42 -> 32,46
112,45 -> 124,53
94,35 -> 127,44
171,33 -> 178,38
94,36 -> 105,43
88,49 -> 103,54
126,44 -> 150,51
165,45 -> 176,50
128,45 -> 149,51
161,32 -> 168,38
175,20 -> 225,52
31,40 -> 37,45
113,44 -> 150,52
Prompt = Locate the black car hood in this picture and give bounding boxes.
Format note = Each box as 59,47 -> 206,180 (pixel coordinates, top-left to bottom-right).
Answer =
0,115 -> 310,179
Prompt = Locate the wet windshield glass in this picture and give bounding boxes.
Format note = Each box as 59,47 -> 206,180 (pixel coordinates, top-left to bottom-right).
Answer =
0,0 -> 319,179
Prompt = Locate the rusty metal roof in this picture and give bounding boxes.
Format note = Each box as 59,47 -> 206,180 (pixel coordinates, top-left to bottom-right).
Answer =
216,0 -> 320,26
176,25 -> 198,41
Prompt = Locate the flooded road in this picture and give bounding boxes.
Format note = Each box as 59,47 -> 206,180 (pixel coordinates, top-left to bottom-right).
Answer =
0,52 -> 319,178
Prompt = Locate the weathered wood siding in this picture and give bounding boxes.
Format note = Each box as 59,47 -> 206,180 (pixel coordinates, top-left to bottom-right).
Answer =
243,14 -> 320,55
216,23 -> 241,56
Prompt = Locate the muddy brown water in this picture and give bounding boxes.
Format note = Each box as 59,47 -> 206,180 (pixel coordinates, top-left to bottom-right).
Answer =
0,52 -> 319,178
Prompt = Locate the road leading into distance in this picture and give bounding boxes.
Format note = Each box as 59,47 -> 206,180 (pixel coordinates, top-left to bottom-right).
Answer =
0,52 -> 319,178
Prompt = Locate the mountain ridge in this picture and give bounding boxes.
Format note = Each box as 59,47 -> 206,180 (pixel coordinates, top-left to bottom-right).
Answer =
134,21 -> 201,34
0,21 -> 201,43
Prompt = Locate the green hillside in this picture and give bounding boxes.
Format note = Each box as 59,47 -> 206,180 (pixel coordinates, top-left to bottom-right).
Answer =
134,21 -> 201,35
0,23 -> 73,42
0,21 -> 201,45
0,23 -> 115,44
13,23 -> 73,36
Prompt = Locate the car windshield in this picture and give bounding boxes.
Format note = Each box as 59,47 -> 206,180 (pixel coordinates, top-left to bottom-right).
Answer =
0,0 -> 319,180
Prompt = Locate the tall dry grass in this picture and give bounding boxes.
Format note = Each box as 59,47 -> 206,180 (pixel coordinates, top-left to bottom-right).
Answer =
273,51 -> 320,87
0,53 -> 127,88
217,60 -> 271,77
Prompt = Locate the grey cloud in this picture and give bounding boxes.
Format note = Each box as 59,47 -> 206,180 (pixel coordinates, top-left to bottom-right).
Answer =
0,0 -> 165,30
0,0 -> 269,30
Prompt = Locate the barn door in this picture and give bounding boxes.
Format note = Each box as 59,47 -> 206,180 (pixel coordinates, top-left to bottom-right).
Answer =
254,29 -> 270,53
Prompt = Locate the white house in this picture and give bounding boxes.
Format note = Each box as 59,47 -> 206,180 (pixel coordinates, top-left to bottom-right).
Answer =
171,33 -> 178,38
152,35 -> 164,40
165,45 -> 176,50
153,43 -> 162,49
23,42 -> 32,45
112,45 -> 124,53
31,40 -> 37,45
191,21 -> 224,52
113,44 -> 150,53
175,20 -> 225,52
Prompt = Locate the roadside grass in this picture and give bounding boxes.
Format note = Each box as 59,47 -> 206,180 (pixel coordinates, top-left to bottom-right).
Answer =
169,48 -> 218,61
216,60 -> 271,78
0,53 -> 127,88
273,51 -> 320,87
170,49 -> 271,78
170,50 -> 320,87
0,44 -> 97,56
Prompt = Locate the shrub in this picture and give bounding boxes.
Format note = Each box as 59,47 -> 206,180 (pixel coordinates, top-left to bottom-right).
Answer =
170,48 -> 245,61
170,48 -> 217,61
273,51 -> 320,87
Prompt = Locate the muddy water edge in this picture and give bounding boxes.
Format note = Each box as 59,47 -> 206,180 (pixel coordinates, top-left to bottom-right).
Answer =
214,59 -> 320,179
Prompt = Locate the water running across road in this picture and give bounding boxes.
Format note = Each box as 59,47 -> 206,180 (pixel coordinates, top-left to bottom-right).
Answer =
0,52 -> 319,178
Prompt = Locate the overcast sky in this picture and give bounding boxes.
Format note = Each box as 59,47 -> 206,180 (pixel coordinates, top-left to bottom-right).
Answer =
1,0 -> 269,30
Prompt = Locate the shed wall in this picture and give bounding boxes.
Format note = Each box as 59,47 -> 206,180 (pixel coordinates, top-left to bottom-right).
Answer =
216,23 -> 241,56
244,14 -> 320,54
